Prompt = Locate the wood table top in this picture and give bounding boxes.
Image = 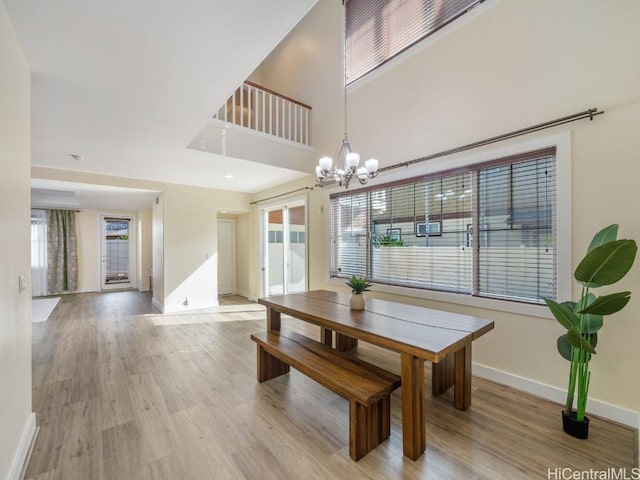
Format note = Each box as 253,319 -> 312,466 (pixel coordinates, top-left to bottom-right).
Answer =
259,290 -> 494,363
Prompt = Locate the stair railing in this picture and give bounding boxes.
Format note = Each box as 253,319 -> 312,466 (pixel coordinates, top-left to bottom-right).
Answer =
214,81 -> 311,146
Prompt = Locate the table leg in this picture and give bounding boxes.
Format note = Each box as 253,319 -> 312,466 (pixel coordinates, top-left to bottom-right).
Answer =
454,342 -> 472,410
431,353 -> 455,396
400,353 -> 426,460
335,333 -> 358,351
267,308 -> 281,331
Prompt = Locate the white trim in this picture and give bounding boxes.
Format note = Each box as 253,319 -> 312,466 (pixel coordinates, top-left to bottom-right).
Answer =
637,414 -> 640,462
100,214 -> 138,291
209,118 -> 315,151
151,297 -> 163,313
163,299 -> 220,314
258,194 -> 309,298
8,412 -> 37,480
235,289 -> 251,300
473,363 -> 639,429
328,277 -> 552,319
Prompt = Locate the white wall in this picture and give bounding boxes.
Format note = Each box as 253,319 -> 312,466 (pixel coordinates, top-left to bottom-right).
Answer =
255,0 -> 640,419
0,3 -> 35,478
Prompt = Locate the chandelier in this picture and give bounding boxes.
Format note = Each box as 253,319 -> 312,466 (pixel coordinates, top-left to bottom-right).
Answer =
315,1 -> 378,190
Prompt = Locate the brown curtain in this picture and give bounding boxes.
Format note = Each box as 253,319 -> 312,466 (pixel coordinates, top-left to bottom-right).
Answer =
46,209 -> 78,294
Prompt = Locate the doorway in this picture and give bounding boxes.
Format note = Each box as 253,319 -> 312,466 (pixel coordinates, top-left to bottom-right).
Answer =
261,198 -> 307,296
101,216 -> 134,290
217,219 -> 235,295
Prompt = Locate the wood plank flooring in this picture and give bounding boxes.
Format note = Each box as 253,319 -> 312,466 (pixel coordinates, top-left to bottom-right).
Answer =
27,291 -> 638,479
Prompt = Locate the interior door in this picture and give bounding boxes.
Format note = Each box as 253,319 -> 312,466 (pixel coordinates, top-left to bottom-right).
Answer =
217,219 -> 235,295
102,216 -> 133,290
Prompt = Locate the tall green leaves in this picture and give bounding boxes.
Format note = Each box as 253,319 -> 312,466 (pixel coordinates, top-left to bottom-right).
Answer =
575,239 -> 637,288
545,223 -> 637,419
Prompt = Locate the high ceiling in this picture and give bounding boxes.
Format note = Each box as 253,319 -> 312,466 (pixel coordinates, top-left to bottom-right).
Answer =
5,0 -> 317,194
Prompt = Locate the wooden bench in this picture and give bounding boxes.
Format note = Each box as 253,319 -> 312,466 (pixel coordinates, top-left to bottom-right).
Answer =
250,329 -> 401,461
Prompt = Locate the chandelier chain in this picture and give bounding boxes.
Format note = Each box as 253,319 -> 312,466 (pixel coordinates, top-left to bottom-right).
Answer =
343,0 -> 348,141
315,0 -> 379,189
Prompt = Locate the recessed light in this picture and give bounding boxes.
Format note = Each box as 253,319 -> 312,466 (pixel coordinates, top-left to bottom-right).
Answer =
225,174 -> 233,179
69,154 -> 86,161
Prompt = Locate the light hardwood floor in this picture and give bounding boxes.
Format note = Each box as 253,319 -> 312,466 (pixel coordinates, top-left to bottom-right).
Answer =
27,291 -> 638,479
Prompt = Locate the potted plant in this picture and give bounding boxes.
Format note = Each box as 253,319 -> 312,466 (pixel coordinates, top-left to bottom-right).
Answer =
545,224 -> 637,439
346,275 -> 373,310
377,235 -> 404,247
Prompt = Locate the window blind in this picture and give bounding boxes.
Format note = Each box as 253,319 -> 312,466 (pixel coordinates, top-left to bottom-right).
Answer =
475,153 -> 556,303
330,147 -> 557,305
346,0 -> 483,84
331,192 -> 368,278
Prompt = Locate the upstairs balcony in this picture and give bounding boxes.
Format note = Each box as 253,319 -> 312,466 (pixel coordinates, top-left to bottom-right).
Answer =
190,81 -> 315,175
214,81 -> 311,147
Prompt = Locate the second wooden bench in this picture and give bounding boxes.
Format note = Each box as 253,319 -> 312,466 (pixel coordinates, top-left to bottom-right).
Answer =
250,329 -> 401,460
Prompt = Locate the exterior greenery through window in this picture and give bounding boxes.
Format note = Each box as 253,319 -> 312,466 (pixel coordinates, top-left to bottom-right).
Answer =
330,148 -> 557,305
346,0 -> 483,84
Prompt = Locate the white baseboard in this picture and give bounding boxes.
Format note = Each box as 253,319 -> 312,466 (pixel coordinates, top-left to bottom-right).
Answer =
473,363 -> 639,429
163,299 -> 220,314
235,289 -> 250,300
8,412 -> 37,480
151,297 -> 163,313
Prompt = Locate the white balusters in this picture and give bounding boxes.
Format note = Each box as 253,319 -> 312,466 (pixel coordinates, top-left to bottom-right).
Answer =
213,82 -> 311,146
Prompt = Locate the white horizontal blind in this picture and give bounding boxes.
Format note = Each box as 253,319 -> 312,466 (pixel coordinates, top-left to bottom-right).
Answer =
346,0 -> 483,84
369,174 -> 472,292
331,192 -> 368,278
330,148 -> 558,305
475,151 -> 556,303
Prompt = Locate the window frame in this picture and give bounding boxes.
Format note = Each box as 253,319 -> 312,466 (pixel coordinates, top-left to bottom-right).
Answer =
346,0 -> 486,86
326,133 -> 571,319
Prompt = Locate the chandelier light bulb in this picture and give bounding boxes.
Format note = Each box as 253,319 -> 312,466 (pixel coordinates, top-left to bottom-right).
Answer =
345,152 -> 360,168
365,158 -> 379,173
319,156 -> 333,172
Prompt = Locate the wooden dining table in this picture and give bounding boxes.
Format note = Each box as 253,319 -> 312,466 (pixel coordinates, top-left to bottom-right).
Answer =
258,289 -> 494,460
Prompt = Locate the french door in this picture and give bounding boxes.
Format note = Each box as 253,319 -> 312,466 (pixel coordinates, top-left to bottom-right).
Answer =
101,216 -> 133,290
261,198 -> 307,296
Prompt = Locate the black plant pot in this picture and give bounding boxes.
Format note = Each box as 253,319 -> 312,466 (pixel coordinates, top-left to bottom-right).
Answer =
562,410 -> 589,439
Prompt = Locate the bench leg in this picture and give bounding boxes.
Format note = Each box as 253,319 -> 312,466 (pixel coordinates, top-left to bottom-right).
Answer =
256,345 -> 289,383
320,327 -> 333,347
336,333 -> 358,351
349,396 -> 391,461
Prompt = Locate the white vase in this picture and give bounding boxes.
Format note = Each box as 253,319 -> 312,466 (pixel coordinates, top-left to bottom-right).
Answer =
350,292 -> 365,310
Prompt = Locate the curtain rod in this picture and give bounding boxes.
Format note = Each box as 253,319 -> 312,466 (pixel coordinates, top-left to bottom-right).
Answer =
250,186 -> 314,205
32,208 -> 81,212
379,107 -> 603,173
316,107 -> 604,187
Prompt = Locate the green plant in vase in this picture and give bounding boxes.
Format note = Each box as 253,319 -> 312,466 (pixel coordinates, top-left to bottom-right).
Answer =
346,275 -> 373,310
544,224 -> 636,439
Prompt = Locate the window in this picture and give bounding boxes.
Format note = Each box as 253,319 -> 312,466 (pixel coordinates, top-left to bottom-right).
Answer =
346,0 -> 483,84
330,148 -> 557,305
